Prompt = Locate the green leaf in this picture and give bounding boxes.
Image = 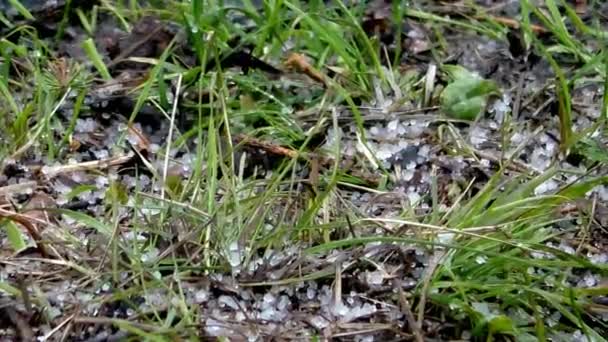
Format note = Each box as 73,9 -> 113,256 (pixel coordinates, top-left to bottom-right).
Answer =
440,66 -> 500,120
1,219 -> 28,253
575,138 -> 608,164
55,209 -> 112,236
488,315 -> 517,335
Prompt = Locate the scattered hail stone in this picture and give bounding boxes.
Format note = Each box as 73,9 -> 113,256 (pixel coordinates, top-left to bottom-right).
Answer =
472,302 -> 498,320
77,190 -> 93,203
310,316 -> 330,329
407,191 -> 421,205
404,120 -> 427,139
558,241 -> 575,255
366,270 -> 385,286
469,125 -> 489,147
489,93 -> 512,123
226,241 -> 242,272
530,149 -> 552,171
140,206 -> 161,216
572,329 -> 586,341
589,185 -> 608,201
218,295 -> 240,310
437,232 -> 454,245
123,175 -> 138,188
140,248 -> 159,263
375,143 -> 395,161
205,318 -> 230,337
122,231 -> 147,242
194,289 -> 209,303
277,295 -> 290,311
46,306 -> 62,321
93,149 -> 110,159
306,287 -> 316,300
534,179 -> 559,195
510,131 -> 526,145
387,119 -> 399,132
54,180 -> 73,195
588,253 -> 608,265
546,310 -> 561,328
579,272 -> 599,288
235,311 -> 246,322
475,255 -> 488,264
401,169 -> 415,182
341,303 -> 376,323
75,118 -> 98,133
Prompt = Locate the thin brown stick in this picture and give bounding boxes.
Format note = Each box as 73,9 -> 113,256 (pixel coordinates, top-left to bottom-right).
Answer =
39,152 -> 134,178
396,280 -> 424,342
417,250 -> 445,327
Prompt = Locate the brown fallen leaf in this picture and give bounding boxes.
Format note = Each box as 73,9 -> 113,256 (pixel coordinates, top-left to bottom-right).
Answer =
127,124 -> 152,153
284,52 -> 328,87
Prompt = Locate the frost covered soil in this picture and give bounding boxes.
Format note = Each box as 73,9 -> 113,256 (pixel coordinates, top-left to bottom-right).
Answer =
1,1 -> 608,341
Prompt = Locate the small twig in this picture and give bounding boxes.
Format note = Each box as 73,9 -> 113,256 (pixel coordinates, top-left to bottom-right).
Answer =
161,73 -> 183,200
106,26 -> 164,69
40,312 -> 76,341
333,260 -> 343,309
396,279 -> 424,342
0,208 -> 49,257
511,71 -> 526,120
3,307 -> 35,341
152,214 -> 215,263
417,251 -> 445,326
233,133 -> 383,186
73,316 -> 160,332
480,15 -> 547,34
0,181 -> 38,197
284,52 -> 328,87
39,152 -> 134,179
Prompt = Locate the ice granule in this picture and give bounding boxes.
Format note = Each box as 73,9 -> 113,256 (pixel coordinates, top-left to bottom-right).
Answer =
401,169 -> 415,181
558,241 -> 575,255
510,132 -> 525,145
475,255 -> 488,264
218,295 -> 240,310
310,316 -> 329,329
387,119 -> 399,131
437,233 -> 454,244
227,241 -> 241,269
588,253 -> 608,264
306,287 -> 316,300
580,272 -> 598,288
417,145 -> 430,158
534,179 -> 559,195
407,191 -> 421,205
277,295 -> 290,311
140,248 -> 159,263
341,303 -> 376,322
589,185 -> 608,201
205,318 -> 229,337
490,94 -> 512,122
365,270 -> 384,286
469,126 -> 488,147
75,118 -> 98,133
93,149 -> 109,159
356,335 -> 374,342
195,289 -> 209,303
